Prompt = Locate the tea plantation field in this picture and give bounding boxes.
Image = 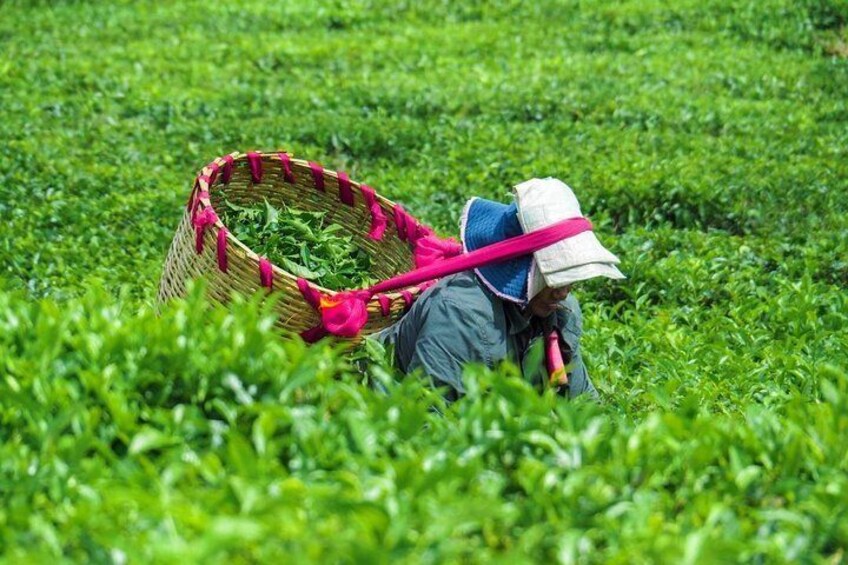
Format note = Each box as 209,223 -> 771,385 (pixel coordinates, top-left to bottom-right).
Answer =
1,0 -> 847,562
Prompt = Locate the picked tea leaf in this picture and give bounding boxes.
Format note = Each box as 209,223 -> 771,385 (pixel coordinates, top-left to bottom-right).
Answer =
216,195 -> 376,290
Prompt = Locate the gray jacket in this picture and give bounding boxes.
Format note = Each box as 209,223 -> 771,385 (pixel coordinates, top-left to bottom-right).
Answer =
370,271 -> 597,401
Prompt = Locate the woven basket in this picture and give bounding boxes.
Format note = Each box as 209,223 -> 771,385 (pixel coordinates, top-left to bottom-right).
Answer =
158,151 -> 432,340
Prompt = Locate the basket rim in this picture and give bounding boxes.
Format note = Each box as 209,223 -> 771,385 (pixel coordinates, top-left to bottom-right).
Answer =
192,150 -> 423,299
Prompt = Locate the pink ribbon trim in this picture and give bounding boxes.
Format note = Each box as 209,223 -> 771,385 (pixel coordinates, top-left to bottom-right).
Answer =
400,290 -> 413,311
301,326 -> 329,343
222,155 -> 234,184
377,294 -> 391,316
337,171 -> 355,206
207,162 -> 220,186
278,153 -> 296,184
217,228 -> 229,273
309,162 -> 325,192
393,205 -> 408,240
360,184 -> 387,241
247,152 -> 262,184
370,217 -> 592,295
192,207 -> 218,254
546,330 -> 568,387
296,278 -> 322,310
413,235 -> 463,269
259,258 -> 273,290
191,190 -> 210,223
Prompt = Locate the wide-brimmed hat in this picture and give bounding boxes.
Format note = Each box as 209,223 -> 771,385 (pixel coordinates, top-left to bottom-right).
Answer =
460,177 -> 624,304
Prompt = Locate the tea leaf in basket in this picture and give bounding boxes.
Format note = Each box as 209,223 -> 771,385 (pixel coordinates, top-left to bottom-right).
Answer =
282,258 -> 322,280
216,194 -> 376,290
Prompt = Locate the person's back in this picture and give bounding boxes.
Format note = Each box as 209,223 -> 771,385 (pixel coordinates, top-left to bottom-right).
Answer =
372,270 -> 598,401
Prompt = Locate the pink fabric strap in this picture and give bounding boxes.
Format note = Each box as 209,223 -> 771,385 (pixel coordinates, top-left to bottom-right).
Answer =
337,171 -> 355,206
207,162 -> 220,185
360,184 -> 387,241
393,205 -> 408,240
371,217 -> 592,295
190,190 -> 210,222
278,153 -> 296,184
247,152 -> 262,184
259,258 -> 273,290
400,290 -> 414,311
546,330 -> 568,387
413,235 -> 463,269
222,155 -> 234,184
309,162 -> 325,192
193,207 -> 218,253
217,228 -> 229,273
377,294 -> 391,316
297,277 -> 322,310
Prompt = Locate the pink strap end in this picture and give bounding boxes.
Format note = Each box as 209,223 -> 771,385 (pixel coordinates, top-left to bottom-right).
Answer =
337,171 -> 354,206
301,325 -> 329,343
259,258 -> 273,290
309,162 -> 325,192
278,152 -> 296,183
404,214 -> 419,245
247,152 -> 263,184
361,185 -> 387,241
222,155 -> 235,184
546,331 -> 568,386
296,277 -> 322,311
377,294 -> 391,317
192,207 -> 218,254
400,290 -> 414,311
393,205 -> 408,240
217,228 -> 228,273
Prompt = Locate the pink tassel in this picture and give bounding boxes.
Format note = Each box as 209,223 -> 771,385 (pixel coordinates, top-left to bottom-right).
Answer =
259,258 -> 273,290
405,214 -> 420,245
217,228 -> 228,273
207,162 -> 220,185
296,278 -> 322,310
247,152 -> 262,184
337,171 -> 354,206
400,290 -> 414,311
278,152 -> 296,183
192,207 -> 218,253
309,162 -> 325,192
222,154 -> 234,184
301,325 -> 329,343
377,294 -> 391,316
393,205 -> 408,240
360,184 -> 387,241
546,331 -> 568,387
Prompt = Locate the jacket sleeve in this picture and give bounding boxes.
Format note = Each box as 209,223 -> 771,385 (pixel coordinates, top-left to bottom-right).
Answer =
406,296 -> 494,401
557,295 -> 599,400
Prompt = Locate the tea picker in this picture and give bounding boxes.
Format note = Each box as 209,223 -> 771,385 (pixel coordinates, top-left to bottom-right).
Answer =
160,152 -> 624,399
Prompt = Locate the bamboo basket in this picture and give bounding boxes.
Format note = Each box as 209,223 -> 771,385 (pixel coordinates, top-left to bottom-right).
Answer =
158,151 -> 429,339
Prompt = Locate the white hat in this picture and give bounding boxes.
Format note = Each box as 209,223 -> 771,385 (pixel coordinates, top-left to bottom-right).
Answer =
513,178 -> 625,300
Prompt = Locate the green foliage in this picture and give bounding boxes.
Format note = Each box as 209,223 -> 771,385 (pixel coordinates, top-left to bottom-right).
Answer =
217,195 -> 375,289
0,286 -> 846,562
0,0 -> 846,561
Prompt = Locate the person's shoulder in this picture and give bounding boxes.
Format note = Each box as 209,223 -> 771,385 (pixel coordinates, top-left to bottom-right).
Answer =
424,271 -> 499,320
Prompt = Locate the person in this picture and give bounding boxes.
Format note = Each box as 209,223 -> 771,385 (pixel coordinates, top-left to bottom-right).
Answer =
370,177 -> 625,401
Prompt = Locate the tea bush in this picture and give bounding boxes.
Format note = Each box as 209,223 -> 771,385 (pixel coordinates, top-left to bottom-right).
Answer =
0,0 -> 846,561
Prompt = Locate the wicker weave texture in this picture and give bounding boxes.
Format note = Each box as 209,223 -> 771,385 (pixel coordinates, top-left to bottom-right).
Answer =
158,151 -> 423,338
